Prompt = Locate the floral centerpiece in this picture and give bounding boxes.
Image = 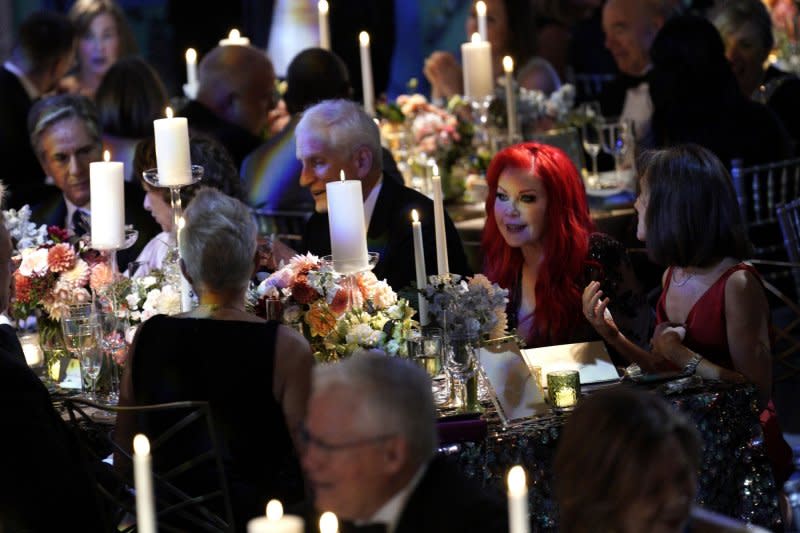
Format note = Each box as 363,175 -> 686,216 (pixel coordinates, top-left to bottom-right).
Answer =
253,253 -> 417,362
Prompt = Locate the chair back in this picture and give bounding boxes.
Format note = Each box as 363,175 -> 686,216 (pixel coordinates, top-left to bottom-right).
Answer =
63,398 -> 234,533
253,208 -> 312,245
776,198 -> 800,298
731,157 -> 800,292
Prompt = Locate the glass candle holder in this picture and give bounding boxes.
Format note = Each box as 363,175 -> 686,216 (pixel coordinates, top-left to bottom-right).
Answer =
546,370 -> 580,410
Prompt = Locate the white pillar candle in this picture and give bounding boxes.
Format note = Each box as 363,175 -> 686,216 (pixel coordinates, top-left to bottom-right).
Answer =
461,33 -> 493,99
319,512 -> 338,533
508,465 -> 530,533
90,150 -> 125,250
247,500 -> 304,533
133,434 -> 157,533
318,0 -> 330,50
476,1 -> 488,42
411,210 -> 429,326
153,107 -> 192,186
185,48 -> 198,87
503,56 -> 518,142
326,170 -> 369,274
359,31 -> 375,117
431,170 -> 449,275
219,28 -> 250,46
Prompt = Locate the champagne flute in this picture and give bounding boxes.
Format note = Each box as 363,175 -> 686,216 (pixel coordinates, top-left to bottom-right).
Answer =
97,310 -> 128,404
581,122 -> 602,182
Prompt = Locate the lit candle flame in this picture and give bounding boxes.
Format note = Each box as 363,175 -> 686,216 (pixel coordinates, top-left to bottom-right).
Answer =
318,0 -> 329,15
185,48 -> 197,63
411,209 -> 419,223
103,150 -> 111,162
339,170 -> 346,181
508,465 -> 527,496
229,28 -> 240,40
476,1 -> 486,16
471,32 -> 481,44
319,511 -> 338,533
133,434 -> 150,455
359,31 -> 370,47
165,106 -> 174,119
266,499 -> 283,521
503,56 -> 514,73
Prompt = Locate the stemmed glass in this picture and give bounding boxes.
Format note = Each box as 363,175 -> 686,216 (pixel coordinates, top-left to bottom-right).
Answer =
61,315 -> 102,400
96,310 -> 128,404
442,309 -> 479,411
581,121 -> 602,182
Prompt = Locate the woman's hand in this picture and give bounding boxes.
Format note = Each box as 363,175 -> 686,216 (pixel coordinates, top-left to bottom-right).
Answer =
582,281 -> 619,342
423,52 -> 463,101
651,322 -> 688,366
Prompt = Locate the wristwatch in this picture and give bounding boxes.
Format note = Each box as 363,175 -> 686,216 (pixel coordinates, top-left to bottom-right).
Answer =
683,351 -> 703,375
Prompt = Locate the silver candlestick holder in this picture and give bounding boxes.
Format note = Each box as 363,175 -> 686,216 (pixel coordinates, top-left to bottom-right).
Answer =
142,165 -> 204,242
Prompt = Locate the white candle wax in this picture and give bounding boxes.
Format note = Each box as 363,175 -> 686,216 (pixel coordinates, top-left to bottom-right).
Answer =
503,56 -> 518,142
326,172 -> 369,274
318,0 -> 330,50
461,33 -> 493,99
476,1 -> 488,42
219,28 -> 250,46
153,107 -> 192,186
359,31 -> 375,117
247,500 -> 304,533
185,48 -> 198,87
90,150 -> 125,250
133,434 -> 157,533
411,210 -> 429,326
431,173 -> 449,275
508,465 -> 530,533
319,512 -> 338,533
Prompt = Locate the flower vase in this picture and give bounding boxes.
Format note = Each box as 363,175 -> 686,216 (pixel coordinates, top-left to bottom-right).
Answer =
37,317 -> 69,384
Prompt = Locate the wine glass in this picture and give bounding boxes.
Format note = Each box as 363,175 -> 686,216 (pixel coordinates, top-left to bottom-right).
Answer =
62,316 -> 102,400
581,121 -> 602,182
96,310 -> 128,404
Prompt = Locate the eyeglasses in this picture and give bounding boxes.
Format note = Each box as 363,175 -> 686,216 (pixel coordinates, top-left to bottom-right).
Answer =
298,424 -> 396,454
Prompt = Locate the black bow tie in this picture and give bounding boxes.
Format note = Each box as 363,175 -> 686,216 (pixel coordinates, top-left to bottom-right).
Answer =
340,521 -> 387,533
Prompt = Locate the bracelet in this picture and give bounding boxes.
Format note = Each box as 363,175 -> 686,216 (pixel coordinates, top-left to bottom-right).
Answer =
683,351 -> 703,375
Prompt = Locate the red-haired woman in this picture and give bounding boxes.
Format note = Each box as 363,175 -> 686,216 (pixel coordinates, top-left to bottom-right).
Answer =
482,142 -> 650,349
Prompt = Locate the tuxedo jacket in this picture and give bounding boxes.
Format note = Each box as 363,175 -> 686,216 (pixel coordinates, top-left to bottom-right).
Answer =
300,177 -> 471,290
300,456 -> 508,533
0,67 -> 47,209
30,182 -> 161,271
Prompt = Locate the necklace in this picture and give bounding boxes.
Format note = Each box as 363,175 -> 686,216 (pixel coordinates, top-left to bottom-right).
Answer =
671,268 -> 694,287
193,303 -> 246,318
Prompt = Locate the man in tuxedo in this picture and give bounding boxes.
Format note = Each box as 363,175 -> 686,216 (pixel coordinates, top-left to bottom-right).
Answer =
295,99 -> 470,290
301,353 -> 507,533
599,0 -> 676,141
1,10 -> 75,209
179,44 -> 277,168
28,94 -> 158,268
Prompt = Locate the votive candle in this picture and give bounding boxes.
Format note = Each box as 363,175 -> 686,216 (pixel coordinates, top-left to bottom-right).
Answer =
246,499 -> 304,533
90,150 -> 125,250
153,107 -> 192,186
507,466 -> 530,533
411,210 -> 429,326
359,31 -> 375,116
133,434 -> 156,533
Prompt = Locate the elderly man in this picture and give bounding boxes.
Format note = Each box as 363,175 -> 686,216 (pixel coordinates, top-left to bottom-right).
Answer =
179,44 -> 277,168
1,10 -> 75,209
301,353 -> 507,533
599,0 -> 676,141
28,94 -> 158,267
295,99 -> 470,290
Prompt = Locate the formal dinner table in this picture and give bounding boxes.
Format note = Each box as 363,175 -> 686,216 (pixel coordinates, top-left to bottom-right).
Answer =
437,380 -> 784,532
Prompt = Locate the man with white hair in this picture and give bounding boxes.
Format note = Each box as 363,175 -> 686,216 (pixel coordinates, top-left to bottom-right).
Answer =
295,98 -> 471,290
300,353 -> 507,532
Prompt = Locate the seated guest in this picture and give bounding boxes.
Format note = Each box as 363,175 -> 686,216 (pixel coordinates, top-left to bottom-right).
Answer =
295,99 -> 471,289
1,10 -> 75,209
301,352 -> 507,533
648,15 -> 790,166
583,144 -> 794,486
130,133 -> 243,275
118,188 -> 313,529
424,0 -> 539,102
0,185 -> 103,532
179,44 -> 277,168
27,94 -> 159,269
95,57 -> 168,181
555,387 -> 768,533
62,0 -> 137,99
482,142 -> 651,349
242,47 -> 405,213
710,0 -> 800,153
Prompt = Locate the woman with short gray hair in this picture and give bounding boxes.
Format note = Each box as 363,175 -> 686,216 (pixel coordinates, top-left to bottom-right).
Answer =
118,188 -> 313,528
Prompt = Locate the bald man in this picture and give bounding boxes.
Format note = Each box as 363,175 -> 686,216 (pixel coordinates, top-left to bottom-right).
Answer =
599,0 -> 677,141
179,44 -> 277,167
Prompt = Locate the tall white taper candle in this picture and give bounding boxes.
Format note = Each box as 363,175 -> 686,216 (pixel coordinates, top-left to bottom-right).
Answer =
476,1 -> 488,42
503,56 -> 518,142
508,465 -> 530,533
411,210 -> 429,326
318,1 -> 330,50
359,31 -> 375,116
133,434 -> 157,533
431,168 -> 449,275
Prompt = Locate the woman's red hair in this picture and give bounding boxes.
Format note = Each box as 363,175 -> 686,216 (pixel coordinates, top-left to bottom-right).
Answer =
482,142 -> 594,346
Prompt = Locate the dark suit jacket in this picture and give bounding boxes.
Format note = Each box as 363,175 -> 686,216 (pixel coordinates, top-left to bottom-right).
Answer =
300,456 -> 508,533
30,182 -> 161,271
300,177 -> 471,290
0,67 -> 47,209
179,100 -> 262,169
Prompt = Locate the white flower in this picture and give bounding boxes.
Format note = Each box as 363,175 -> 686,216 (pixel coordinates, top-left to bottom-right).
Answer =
125,292 -> 141,309
142,275 -> 158,289
346,323 -> 384,347
18,248 -> 49,276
